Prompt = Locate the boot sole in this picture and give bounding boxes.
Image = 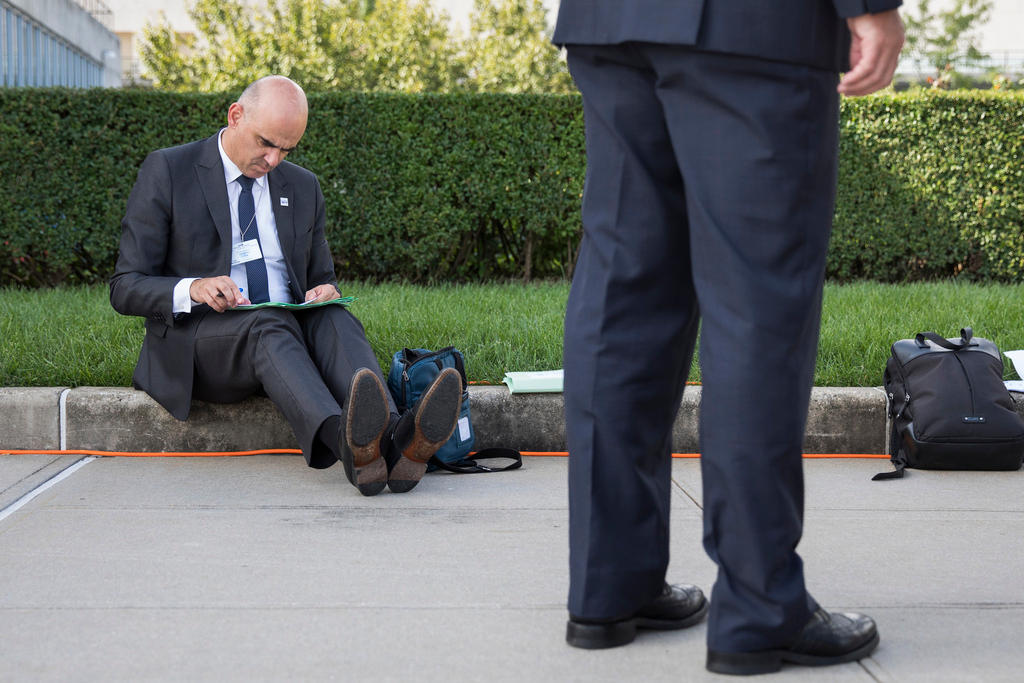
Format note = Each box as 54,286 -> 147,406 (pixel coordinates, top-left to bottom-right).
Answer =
386,457 -> 429,494
346,369 -> 389,497
388,367 -> 462,493
706,630 -> 880,675
566,597 -> 708,650
401,366 -> 461,463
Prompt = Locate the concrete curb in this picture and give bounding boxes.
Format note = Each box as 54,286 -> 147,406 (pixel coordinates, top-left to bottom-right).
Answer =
0,385 -> 900,454
0,387 -> 67,450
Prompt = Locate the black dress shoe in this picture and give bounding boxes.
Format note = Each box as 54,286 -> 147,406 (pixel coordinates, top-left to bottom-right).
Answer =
706,608 -> 879,676
339,368 -> 390,497
566,583 -> 708,650
386,367 -> 462,493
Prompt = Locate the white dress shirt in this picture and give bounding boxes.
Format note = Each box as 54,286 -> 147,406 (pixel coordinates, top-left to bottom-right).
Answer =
172,129 -> 293,312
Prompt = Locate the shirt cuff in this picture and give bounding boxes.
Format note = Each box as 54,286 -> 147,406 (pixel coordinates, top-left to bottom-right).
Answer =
173,278 -> 200,314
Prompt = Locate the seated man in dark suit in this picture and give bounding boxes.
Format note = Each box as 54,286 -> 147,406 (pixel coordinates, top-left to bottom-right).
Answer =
110,75 -> 460,496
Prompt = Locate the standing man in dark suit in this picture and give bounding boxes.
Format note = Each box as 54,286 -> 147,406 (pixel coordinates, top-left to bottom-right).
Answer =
111,75 -> 461,497
554,1 -> 904,675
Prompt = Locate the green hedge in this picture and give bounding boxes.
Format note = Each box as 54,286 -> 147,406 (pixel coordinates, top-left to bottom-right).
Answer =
1,89 -> 1021,285
834,91 -> 1024,281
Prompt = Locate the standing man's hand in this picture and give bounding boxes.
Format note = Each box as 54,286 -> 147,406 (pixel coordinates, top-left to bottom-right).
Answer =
838,9 -> 905,97
190,276 -> 249,312
304,283 -> 340,303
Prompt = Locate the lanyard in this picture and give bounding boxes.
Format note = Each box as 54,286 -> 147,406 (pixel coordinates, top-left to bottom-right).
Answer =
239,180 -> 265,242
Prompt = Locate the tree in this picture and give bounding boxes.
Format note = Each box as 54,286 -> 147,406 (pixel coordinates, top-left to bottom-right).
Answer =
903,0 -> 993,84
462,0 -> 574,94
139,0 -> 464,92
139,0 -> 574,94
355,0 -> 467,92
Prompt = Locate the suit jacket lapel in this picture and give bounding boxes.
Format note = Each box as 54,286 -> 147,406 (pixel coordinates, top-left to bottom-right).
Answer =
195,134 -> 233,274
269,169 -> 301,301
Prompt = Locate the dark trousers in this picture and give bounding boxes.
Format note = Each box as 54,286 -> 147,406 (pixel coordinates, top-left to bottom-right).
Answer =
192,306 -> 394,468
563,43 -> 840,653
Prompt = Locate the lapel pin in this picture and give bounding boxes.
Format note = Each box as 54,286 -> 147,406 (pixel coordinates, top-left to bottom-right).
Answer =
280,197 -> 289,207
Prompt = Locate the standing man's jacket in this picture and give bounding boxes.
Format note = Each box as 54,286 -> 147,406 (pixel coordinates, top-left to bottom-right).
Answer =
553,0 -> 903,71
110,133 -> 333,421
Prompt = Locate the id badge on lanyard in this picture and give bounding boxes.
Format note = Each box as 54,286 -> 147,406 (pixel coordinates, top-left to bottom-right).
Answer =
231,239 -> 263,266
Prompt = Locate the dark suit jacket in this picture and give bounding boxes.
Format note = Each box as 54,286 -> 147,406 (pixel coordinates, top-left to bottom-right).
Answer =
110,133 -> 334,420
553,0 -> 903,72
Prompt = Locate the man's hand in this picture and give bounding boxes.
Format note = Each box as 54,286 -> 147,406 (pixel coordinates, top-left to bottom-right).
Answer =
838,9 -> 905,97
305,283 -> 340,304
190,276 -> 249,313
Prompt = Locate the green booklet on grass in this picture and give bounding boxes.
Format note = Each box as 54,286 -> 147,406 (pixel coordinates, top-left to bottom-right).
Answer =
230,296 -> 355,311
502,369 -> 564,393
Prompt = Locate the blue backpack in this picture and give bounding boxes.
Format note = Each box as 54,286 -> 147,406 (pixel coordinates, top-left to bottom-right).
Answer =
386,347 -> 521,474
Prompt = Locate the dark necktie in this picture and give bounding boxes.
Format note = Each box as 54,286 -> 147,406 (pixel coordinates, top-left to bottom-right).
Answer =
236,175 -> 270,304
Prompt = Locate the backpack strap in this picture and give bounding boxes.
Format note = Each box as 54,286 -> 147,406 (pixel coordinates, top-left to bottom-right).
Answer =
873,414 -> 908,481
872,449 -> 907,480
401,347 -> 429,365
430,448 -> 523,474
872,460 -> 906,480
452,351 -> 466,385
432,349 -> 467,389
915,327 -> 976,351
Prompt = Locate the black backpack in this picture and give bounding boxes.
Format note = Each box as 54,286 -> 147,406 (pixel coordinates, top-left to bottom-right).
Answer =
874,328 -> 1024,480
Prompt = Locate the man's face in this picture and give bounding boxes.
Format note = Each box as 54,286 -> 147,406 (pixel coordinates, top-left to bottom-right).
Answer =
225,101 -> 306,178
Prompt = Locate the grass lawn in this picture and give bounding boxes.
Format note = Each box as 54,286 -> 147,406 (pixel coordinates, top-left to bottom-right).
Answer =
3,281 -> 1024,387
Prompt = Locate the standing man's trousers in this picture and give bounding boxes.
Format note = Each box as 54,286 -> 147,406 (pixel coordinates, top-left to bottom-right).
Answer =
563,43 -> 840,653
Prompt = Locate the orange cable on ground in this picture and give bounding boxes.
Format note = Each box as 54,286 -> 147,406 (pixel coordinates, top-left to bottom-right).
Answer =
801,453 -> 889,459
0,448 -> 302,457
466,380 -> 704,386
1,449 -> 887,459
520,451 -> 888,459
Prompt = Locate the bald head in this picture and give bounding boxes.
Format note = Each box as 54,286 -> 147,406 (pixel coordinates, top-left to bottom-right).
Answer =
222,75 -> 308,178
238,75 -> 308,121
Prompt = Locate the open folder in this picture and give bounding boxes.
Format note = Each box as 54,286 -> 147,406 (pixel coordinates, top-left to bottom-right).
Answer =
502,369 -> 564,394
230,296 -> 355,311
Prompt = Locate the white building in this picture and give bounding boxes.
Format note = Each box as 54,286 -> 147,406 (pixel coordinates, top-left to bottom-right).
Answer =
105,0 -> 192,84
1,0 -> 121,87
899,0 -> 1024,77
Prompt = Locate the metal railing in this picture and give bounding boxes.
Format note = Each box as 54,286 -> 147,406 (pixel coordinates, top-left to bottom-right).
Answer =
121,57 -> 151,85
899,50 -> 1024,77
71,0 -> 113,29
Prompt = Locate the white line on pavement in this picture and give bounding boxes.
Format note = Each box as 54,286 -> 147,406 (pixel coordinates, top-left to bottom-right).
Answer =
0,456 -> 97,523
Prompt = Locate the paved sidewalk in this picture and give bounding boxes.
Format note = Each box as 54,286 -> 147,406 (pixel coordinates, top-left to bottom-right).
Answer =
1,452 -> 1022,681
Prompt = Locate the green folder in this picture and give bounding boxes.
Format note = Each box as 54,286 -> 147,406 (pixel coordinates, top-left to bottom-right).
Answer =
230,296 -> 355,311
502,369 -> 564,394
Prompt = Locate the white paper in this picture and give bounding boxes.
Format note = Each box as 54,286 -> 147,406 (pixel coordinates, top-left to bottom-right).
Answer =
457,416 -> 471,442
502,369 -> 564,394
1003,350 -> 1024,392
